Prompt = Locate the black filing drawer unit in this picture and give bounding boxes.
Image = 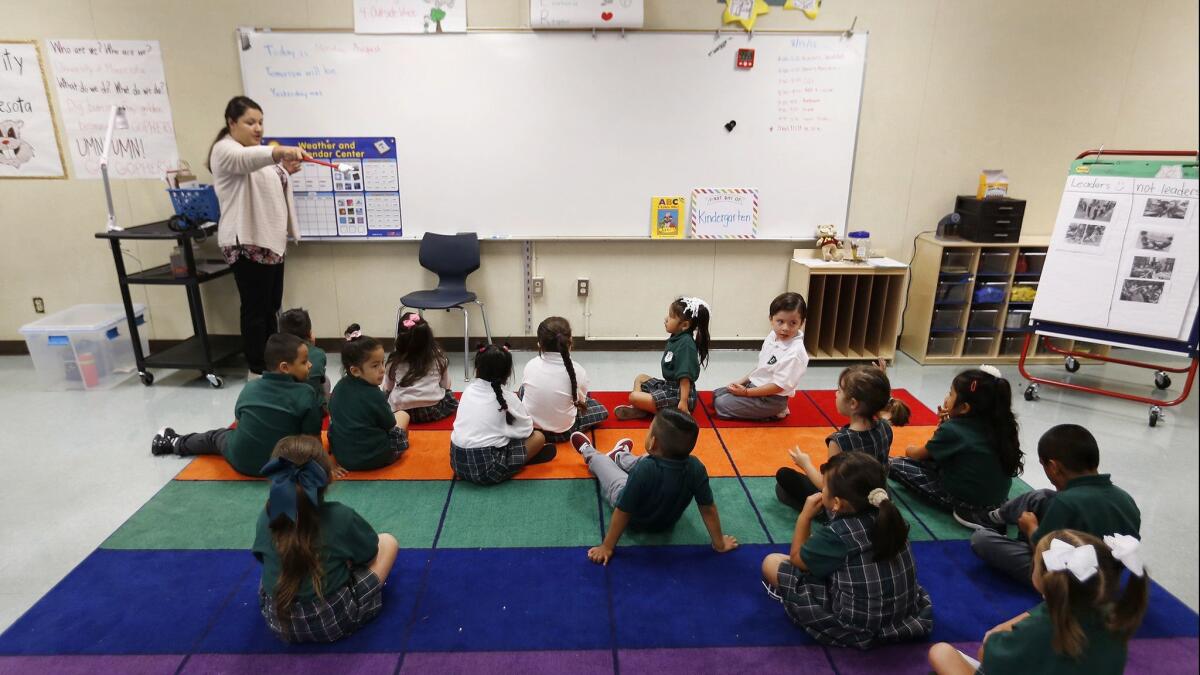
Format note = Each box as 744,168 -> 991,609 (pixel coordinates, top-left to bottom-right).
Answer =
955,196 -> 1026,242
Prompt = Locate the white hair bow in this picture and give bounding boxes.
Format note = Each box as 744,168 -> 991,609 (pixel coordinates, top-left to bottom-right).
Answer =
1042,538 -> 1099,582
680,296 -> 710,317
1104,534 -> 1145,577
979,364 -> 1003,379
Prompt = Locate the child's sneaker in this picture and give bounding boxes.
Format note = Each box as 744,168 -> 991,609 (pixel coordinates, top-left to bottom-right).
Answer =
953,506 -> 1005,535
569,432 -> 593,454
761,580 -> 784,603
151,427 -> 180,456
606,438 -> 634,459
614,405 -> 650,420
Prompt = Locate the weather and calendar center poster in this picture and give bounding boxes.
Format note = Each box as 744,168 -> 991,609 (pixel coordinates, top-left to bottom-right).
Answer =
263,136 -> 402,237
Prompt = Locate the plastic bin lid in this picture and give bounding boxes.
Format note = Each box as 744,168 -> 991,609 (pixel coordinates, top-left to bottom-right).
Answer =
19,303 -> 147,333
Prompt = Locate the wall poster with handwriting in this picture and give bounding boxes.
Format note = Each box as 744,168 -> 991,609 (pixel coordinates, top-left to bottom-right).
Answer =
0,41 -> 66,178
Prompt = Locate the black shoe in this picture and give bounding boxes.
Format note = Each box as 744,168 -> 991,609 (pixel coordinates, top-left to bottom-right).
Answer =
526,443 -> 558,466
151,427 -> 180,456
953,506 -> 1005,535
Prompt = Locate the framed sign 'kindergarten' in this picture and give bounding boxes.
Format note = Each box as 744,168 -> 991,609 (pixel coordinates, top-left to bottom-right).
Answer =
690,188 -> 759,239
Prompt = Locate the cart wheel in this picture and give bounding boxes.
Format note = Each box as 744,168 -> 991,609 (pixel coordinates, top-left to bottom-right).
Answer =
1149,406 -> 1162,427
1064,357 -> 1080,373
1024,383 -> 1040,401
206,373 -> 224,389
1155,371 -> 1171,390
140,371 -> 154,386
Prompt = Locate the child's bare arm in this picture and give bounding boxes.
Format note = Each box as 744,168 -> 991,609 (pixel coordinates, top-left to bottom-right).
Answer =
906,444 -> 931,461
677,378 -> 693,412
588,508 -> 632,565
789,493 -> 824,569
979,611 -> 1032,660
698,503 -> 739,553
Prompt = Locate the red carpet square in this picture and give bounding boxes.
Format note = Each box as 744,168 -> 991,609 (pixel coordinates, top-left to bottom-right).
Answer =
699,390 -> 831,428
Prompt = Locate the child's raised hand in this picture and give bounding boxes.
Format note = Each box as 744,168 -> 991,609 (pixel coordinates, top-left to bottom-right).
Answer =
712,534 -> 739,553
587,544 -> 614,566
787,446 -> 812,468
875,357 -> 888,371
1017,511 -> 1039,534
800,492 -> 825,520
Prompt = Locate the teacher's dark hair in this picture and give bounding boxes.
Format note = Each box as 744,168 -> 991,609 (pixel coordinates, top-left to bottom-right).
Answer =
206,96 -> 263,171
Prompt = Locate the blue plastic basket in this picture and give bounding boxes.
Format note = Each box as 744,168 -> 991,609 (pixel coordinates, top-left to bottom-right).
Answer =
167,185 -> 220,223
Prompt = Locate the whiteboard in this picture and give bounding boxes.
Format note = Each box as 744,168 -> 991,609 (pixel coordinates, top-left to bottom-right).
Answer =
238,30 -> 868,240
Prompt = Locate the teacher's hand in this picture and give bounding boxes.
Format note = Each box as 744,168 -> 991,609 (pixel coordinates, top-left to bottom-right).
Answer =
272,145 -> 309,163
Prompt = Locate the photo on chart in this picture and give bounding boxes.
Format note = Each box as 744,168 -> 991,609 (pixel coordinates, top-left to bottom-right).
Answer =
1119,279 -> 1165,304
1142,198 -> 1188,220
1064,222 -> 1106,246
1136,230 -> 1174,252
1128,256 -> 1175,281
1073,198 -> 1117,222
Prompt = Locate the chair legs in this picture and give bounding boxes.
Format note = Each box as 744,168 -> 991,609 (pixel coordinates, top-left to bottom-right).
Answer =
474,299 -> 493,344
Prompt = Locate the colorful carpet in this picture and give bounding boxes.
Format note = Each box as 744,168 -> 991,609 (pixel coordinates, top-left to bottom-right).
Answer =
1,390 -> 1196,674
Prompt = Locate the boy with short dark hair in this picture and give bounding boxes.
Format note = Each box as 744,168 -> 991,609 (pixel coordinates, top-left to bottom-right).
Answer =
570,408 -> 739,564
278,307 -> 328,404
956,423 -> 1141,585
151,333 -> 323,477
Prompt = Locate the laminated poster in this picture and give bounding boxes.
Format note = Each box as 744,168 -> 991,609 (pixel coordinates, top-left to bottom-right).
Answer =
0,41 -> 66,178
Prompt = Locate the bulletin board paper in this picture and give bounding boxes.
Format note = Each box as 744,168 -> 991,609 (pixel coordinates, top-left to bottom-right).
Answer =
44,39 -> 179,180
531,0 -> 645,29
690,188 -> 758,239
0,41 -> 66,178
354,0 -> 467,34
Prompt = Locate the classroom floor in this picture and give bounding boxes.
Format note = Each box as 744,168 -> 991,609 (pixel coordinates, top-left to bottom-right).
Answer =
0,350 -> 1196,673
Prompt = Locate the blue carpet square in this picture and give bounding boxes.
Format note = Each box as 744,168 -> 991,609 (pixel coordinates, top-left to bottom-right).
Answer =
197,549 -> 430,653
1137,581 -> 1200,639
405,547 -> 610,652
913,540 -> 1039,642
0,550 -> 252,655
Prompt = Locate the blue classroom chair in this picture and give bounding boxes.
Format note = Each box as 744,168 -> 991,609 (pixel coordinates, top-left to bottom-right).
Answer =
400,232 -> 493,380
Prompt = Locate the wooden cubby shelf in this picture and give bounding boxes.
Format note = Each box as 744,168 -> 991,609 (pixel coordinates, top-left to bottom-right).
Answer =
786,256 -> 908,361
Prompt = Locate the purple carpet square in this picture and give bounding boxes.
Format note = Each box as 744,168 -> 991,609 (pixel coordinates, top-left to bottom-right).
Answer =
827,641 -> 973,675
619,646 -> 833,674
1126,637 -> 1199,674
399,650 -> 612,674
182,653 -> 399,674
0,655 -> 184,674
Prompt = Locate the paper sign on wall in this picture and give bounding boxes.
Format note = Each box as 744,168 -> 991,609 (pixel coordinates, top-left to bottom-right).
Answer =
0,41 -> 66,178
690,188 -> 759,239
531,0 -> 644,29
355,0 -> 467,34
44,39 -> 179,180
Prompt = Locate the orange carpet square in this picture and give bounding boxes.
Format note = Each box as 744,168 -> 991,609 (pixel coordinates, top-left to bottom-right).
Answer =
716,427 -> 835,477
888,425 -> 938,457
592,428 -> 734,477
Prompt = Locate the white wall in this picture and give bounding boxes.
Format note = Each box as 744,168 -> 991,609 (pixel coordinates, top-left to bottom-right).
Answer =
2,0 -> 1197,343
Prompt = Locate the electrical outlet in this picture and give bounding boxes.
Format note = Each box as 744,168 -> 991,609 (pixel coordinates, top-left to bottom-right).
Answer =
576,278 -> 590,297
32,297 -> 45,313
531,277 -> 544,297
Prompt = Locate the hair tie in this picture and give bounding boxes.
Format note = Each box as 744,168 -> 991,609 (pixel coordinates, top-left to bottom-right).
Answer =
979,364 -> 1003,379
501,343 -> 511,353
1042,538 -> 1099,582
679,296 -> 710,317
261,457 -> 328,524
478,344 -> 489,353
402,315 -> 421,329
867,487 -> 889,507
345,330 -> 362,341
1104,533 -> 1145,577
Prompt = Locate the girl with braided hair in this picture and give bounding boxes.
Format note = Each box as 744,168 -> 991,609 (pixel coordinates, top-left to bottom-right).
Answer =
520,317 -> 609,443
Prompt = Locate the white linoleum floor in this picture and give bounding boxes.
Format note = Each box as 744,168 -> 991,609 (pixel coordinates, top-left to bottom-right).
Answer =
0,349 -> 1196,633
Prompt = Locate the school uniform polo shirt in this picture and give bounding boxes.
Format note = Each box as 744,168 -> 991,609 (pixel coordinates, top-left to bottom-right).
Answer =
616,455 -> 714,531
748,331 -> 810,396
226,372 -> 323,476
925,417 -> 1012,507
661,332 -> 701,384
253,501 -> 378,603
329,375 -> 398,471
799,522 -> 849,579
521,352 -> 591,434
1031,474 -> 1140,546
981,602 -> 1127,675
305,343 -> 328,403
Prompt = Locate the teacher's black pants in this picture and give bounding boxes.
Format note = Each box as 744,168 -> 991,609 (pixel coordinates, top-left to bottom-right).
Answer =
232,257 -> 285,374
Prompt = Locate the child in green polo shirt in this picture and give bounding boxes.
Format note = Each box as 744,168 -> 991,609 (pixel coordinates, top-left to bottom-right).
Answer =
889,366 -> 1023,513
956,424 -> 1141,586
571,408 -> 738,564
928,529 -> 1149,675
615,296 -> 711,420
253,435 -> 399,643
151,333 -> 323,477
328,324 -> 410,471
279,307 -> 329,406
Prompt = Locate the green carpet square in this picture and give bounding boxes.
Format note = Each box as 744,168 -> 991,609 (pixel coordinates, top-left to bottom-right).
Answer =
744,476 -> 935,543
604,477 -> 771,547
889,478 -> 1030,541
335,480 -> 451,549
438,479 -> 602,548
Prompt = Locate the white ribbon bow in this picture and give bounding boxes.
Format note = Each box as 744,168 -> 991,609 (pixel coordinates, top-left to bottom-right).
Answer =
1104,533 -> 1145,577
979,364 -> 1003,379
1042,538 -> 1099,582
680,296 -> 710,318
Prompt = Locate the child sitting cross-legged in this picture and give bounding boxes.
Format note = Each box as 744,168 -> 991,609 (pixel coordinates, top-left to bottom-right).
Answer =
383,312 -> 458,423
570,408 -> 739,565
328,324 -> 411,472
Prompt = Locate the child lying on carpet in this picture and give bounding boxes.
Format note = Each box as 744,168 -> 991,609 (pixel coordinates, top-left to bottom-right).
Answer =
572,408 -> 739,564
253,435 -> 399,643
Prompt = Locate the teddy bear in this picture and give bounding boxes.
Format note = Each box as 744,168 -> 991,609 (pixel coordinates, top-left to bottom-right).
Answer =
0,120 -> 35,169
815,223 -> 843,262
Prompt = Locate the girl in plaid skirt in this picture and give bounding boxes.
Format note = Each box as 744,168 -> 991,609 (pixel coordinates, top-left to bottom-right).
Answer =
520,317 -> 609,443
615,296 -> 711,419
252,436 -> 399,643
383,312 -> 458,424
761,452 -> 933,649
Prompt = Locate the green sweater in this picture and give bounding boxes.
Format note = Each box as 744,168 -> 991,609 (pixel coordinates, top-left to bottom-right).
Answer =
253,501 -> 378,603
982,602 -> 1128,675
1031,474 -> 1140,546
329,375 -> 398,470
225,372 -> 323,476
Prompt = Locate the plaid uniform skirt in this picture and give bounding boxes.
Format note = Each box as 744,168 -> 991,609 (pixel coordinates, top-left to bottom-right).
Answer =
407,390 -> 458,424
541,397 -> 610,443
451,437 -> 528,485
641,378 -> 699,411
888,457 -> 987,512
258,566 -> 383,644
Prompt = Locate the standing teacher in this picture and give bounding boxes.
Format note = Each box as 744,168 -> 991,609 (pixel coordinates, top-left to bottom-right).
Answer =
208,96 -> 310,375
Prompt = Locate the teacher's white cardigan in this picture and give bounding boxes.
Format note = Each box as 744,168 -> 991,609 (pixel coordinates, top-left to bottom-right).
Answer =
210,137 -> 300,256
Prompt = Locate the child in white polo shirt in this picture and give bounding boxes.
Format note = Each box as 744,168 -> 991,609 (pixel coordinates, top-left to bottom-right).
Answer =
520,317 -> 609,443
712,292 -> 810,420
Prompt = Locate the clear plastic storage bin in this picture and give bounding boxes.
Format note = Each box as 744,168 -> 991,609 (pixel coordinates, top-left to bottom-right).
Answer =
935,280 -> 971,304
1001,334 -> 1026,356
969,309 -> 1001,330
932,308 -> 965,331
927,335 -> 959,357
963,335 -> 996,356
940,251 -> 974,274
19,304 -> 149,391
1019,251 -> 1047,274
1005,309 -> 1031,330
978,251 -> 1014,275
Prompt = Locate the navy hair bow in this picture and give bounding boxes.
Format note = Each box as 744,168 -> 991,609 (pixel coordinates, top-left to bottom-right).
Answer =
261,457 -> 329,523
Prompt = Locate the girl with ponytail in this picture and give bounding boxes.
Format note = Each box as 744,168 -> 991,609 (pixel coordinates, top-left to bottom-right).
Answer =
929,529 -> 1149,674
520,317 -> 610,442
889,366 -> 1023,514
761,452 -> 932,649
383,312 -> 457,424
449,344 -> 549,484
615,296 -> 712,420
